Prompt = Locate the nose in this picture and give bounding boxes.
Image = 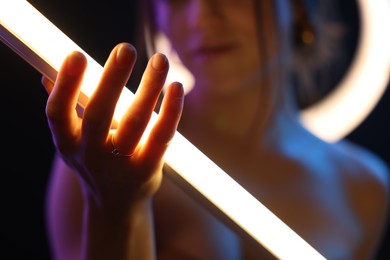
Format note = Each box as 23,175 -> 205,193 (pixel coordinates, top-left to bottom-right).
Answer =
186,0 -> 221,29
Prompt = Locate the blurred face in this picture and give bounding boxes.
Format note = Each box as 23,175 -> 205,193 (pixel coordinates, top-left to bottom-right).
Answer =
152,0 -> 272,96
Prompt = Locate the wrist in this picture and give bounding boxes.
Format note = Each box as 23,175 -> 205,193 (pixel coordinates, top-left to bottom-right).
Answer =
82,199 -> 155,260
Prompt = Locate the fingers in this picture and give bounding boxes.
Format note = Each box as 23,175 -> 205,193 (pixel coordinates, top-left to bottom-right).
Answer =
43,75 -> 85,118
138,81 -> 184,169
46,51 -> 87,148
112,53 -> 170,156
41,76 -> 54,93
46,41 -> 181,172
82,43 -> 137,146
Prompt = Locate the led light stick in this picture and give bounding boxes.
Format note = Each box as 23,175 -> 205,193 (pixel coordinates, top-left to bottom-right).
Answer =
2,0 -> 362,259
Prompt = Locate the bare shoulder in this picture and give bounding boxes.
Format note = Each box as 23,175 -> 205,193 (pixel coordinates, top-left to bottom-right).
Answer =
282,136 -> 390,258
328,140 -> 390,256
327,139 -> 389,214
332,139 -> 389,190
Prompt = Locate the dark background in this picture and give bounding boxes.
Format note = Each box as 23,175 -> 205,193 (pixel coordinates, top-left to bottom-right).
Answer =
1,1 -> 389,259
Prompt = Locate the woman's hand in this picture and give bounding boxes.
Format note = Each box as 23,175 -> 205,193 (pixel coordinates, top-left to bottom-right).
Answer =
42,42 -> 184,215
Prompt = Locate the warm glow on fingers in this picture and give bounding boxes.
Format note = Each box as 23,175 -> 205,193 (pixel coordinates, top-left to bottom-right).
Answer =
0,0 -> 328,258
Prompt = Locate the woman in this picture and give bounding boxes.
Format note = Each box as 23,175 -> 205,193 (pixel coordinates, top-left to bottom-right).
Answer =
42,0 -> 389,259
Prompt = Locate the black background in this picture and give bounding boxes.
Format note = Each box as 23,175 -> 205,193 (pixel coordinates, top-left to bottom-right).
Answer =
1,1 -> 389,259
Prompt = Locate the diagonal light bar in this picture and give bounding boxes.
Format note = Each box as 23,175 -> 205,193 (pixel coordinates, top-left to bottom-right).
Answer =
0,1 -> 325,259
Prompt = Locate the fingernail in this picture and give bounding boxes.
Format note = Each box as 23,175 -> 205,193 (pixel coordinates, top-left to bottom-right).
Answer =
116,43 -> 136,67
66,51 -> 86,75
172,82 -> 184,98
151,53 -> 168,71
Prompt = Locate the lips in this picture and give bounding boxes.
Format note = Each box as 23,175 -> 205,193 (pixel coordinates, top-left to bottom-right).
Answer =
191,43 -> 238,62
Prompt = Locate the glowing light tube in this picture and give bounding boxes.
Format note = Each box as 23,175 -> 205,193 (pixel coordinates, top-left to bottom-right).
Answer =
0,1 -> 325,259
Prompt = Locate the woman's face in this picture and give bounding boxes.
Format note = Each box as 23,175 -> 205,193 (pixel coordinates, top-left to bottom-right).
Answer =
152,0 -> 277,96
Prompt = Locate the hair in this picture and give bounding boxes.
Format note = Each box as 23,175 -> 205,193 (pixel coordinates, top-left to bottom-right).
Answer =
133,0 -> 156,60
133,0 -> 359,109
290,0 -> 360,108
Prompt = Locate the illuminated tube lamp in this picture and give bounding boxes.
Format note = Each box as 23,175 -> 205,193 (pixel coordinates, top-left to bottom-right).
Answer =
0,0 -> 325,259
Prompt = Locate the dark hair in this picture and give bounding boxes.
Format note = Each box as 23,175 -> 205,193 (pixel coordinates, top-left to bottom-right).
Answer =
290,0 -> 360,108
133,0 -> 156,60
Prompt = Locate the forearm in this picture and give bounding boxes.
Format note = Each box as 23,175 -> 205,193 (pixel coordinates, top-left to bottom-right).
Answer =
83,199 -> 156,260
